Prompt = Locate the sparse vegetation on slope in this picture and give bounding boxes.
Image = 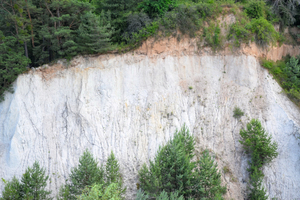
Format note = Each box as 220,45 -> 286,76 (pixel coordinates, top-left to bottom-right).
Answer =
239,119 -> 278,200
262,56 -> 300,106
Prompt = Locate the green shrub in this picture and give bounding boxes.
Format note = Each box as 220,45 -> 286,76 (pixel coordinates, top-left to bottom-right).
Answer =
261,59 -> 274,69
139,0 -> 178,18
244,0 -> 266,19
203,23 -> 222,50
228,19 -> 251,47
78,183 -> 122,200
249,17 -> 278,47
233,106 -> 244,119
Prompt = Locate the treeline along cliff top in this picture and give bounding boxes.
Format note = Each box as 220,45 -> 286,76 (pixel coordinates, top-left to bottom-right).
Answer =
1,0 -> 300,101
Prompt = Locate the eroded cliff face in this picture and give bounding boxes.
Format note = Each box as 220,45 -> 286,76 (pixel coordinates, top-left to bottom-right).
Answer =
0,39 -> 300,199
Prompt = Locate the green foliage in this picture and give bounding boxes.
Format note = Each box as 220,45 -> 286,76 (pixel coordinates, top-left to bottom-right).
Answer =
233,106 -> 244,119
135,189 -> 149,200
20,161 -> 52,200
77,11 -> 113,54
249,17 -> 278,47
239,119 -> 278,200
58,150 -> 125,199
0,31 -> 30,101
1,161 -> 51,200
156,190 -> 184,200
0,177 -> 22,200
245,0 -> 266,19
267,0 -> 299,25
203,23 -> 222,50
248,167 -> 268,200
139,0 -> 178,18
77,183 -> 122,200
261,59 -> 274,69
194,150 -> 227,199
138,126 -> 226,199
261,56 -> 300,106
228,19 -> 251,47
59,149 -> 104,199
101,0 -> 141,43
104,151 -> 126,196
239,119 -> 278,169
229,17 -> 278,47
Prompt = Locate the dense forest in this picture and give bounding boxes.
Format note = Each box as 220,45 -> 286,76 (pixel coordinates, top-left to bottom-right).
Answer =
0,122 -> 278,200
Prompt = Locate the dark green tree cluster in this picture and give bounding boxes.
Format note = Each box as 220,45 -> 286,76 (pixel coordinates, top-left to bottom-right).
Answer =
58,150 -> 125,199
1,150 -> 124,200
0,161 -> 51,200
239,119 -> 278,200
0,0 -> 113,101
138,126 -> 226,199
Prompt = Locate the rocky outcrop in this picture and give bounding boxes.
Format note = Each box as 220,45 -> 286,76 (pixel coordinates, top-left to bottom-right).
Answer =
0,40 -> 300,199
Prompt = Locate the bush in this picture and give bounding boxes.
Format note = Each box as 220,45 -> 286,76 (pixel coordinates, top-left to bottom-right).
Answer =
123,12 -> 152,41
233,106 -> 244,119
245,0 -> 266,19
249,17 -> 278,47
261,59 -> 274,69
77,183 -> 122,200
228,19 -> 252,47
139,0 -> 177,18
203,23 -> 222,50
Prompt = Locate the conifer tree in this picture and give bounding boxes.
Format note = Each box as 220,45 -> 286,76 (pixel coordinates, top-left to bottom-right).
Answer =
138,126 -> 226,199
66,149 -> 104,198
139,126 -> 195,198
0,177 -> 22,200
104,151 -> 126,196
0,31 -> 30,101
194,150 -> 226,199
20,161 -> 52,200
239,119 -> 278,200
77,11 -> 112,54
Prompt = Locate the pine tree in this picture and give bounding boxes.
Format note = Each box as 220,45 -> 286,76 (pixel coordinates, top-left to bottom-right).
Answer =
194,150 -> 226,199
0,31 -> 30,101
0,177 -> 22,200
139,126 -> 196,198
105,151 -> 126,196
138,126 -> 226,199
239,119 -> 278,170
239,119 -> 278,200
77,11 -> 112,54
63,149 -> 104,199
248,167 -> 268,200
100,0 -> 141,43
20,161 -> 52,200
